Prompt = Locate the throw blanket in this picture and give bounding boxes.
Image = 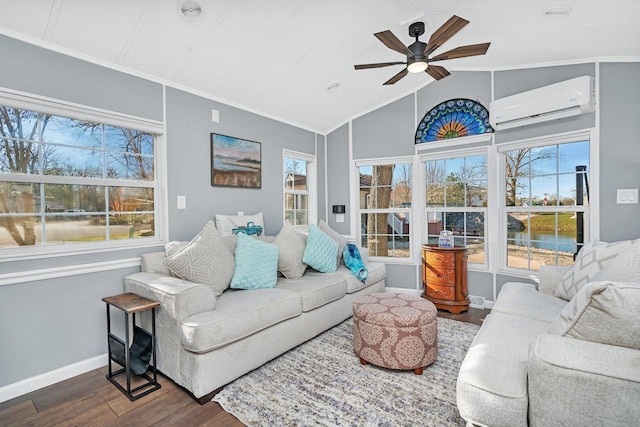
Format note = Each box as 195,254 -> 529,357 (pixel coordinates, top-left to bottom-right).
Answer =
343,243 -> 368,283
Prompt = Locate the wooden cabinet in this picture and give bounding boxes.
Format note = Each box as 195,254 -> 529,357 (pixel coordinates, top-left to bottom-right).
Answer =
421,244 -> 469,314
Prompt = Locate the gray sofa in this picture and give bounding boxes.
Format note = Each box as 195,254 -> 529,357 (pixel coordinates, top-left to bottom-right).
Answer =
457,264 -> 640,426
123,238 -> 385,403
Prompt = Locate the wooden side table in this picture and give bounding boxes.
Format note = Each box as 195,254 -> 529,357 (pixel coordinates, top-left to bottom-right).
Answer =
103,292 -> 161,400
421,244 -> 469,314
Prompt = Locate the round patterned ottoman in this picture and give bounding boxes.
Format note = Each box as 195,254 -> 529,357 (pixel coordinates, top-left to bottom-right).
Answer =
353,292 -> 437,375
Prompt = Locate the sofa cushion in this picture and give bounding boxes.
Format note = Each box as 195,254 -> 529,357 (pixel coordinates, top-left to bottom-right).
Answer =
180,288 -> 302,353
591,240 -> 640,282
492,282 -> 567,322
303,224 -> 339,273
319,219 -> 348,266
276,273 -> 346,312
140,251 -> 171,275
273,221 -> 308,279
215,212 -> 264,237
548,281 -> 640,350
230,232 -> 279,290
334,262 -> 386,293
457,311 -> 551,427
554,240 -> 634,300
163,221 -> 235,297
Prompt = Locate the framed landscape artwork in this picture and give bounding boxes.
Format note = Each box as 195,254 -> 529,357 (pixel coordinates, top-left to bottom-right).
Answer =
211,133 -> 262,188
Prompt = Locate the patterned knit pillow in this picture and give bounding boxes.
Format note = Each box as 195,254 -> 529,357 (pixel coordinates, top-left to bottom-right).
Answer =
231,232 -> 279,289
319,219 -> 348,266
163,220 -> 235,296
303,224 -> 339,273
554,240 -> 634,300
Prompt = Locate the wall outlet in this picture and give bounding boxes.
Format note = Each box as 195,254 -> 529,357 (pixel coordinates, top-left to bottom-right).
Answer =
469,295 -> 485,309
237,211 -> 244,216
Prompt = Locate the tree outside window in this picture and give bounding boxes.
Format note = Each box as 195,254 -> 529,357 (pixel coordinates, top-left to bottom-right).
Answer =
0,105 -> 156,249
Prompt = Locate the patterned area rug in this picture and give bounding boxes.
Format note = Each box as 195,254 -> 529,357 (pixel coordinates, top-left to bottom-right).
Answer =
213,317 -> 480,426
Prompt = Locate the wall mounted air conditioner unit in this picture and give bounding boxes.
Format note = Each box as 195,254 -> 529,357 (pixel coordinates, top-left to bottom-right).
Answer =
490,75 -> 595,130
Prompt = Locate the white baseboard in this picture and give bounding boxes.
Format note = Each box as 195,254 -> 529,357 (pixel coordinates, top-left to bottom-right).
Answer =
386,288 -> 494,310
0,353 -> 108,403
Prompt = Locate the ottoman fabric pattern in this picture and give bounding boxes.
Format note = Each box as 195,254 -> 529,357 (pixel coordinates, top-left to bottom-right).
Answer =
353,293 -> 437,372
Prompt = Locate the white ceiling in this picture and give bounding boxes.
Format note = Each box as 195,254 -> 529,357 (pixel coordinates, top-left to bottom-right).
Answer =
0,0 -> 638,134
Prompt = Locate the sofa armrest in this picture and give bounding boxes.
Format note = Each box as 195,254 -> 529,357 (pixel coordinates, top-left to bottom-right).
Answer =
528,334 -> 640,427
538,265 -> 571,295
124,272 -> 216,322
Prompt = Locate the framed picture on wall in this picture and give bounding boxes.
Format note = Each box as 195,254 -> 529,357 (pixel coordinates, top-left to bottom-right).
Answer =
211,133 -> 262,188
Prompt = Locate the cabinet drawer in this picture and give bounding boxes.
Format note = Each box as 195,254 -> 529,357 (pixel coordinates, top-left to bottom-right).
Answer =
424,266 -> 455,284
424,251 -> 455,266
426,283 -> 455,301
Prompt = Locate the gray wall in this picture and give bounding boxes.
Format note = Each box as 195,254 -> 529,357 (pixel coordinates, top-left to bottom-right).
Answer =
598,62 -> 640,241
0,35 -> 165,388
0,36 -> 322,389
165,87 -> 318,240
325,123 -> 350,235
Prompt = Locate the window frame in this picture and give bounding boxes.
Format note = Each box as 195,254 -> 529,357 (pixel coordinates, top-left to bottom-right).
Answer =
282,149 -> 316,231
0,87 -> 165,260
355,157 -> 414,263
497,130 -> 596,275
420,148 -> 490,269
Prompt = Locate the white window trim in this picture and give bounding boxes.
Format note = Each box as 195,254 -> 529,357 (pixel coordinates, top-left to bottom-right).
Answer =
496,128 -> 598,276
355,156 -> 414,264
420,147 -> 490,270
283,149 -> 317,230
0,88 -> 165,260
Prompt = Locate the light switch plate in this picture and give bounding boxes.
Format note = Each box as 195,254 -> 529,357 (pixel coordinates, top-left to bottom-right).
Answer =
177,195 -> 186,209
617,189 -> 638,204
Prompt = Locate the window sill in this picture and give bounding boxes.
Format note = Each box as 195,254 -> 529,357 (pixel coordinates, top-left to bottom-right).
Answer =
0,238 -> 166,263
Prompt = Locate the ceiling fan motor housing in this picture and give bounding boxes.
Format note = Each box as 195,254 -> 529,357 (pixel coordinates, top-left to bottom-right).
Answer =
408,21 -> 425,38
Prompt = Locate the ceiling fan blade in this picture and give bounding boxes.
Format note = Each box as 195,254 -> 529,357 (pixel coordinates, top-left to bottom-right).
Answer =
425,65 -> 450,81
354,61 -> 406,70
374,30 -> 414,57
424,15 -> 469,55
383,68 -> 408,85
430,42 -> 491,61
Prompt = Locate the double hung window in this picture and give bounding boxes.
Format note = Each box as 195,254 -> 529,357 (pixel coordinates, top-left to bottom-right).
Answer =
501,138 -> 590,270
0,103 -> 158,251
424,153 -> 488,265
283,151 -> 315,228
358,161 -> 412,259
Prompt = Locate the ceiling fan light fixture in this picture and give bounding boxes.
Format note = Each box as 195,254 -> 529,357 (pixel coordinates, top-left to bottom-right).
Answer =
407,60 -> 428,73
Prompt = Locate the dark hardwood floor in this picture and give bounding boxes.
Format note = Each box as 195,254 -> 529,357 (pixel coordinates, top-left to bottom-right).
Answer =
0,308 -> 489,426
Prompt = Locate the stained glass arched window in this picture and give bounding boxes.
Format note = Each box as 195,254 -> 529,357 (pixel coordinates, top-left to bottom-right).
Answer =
415,98 -> 493,144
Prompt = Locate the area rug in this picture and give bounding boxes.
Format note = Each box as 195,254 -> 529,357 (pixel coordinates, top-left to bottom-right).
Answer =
213,317 -> 480,426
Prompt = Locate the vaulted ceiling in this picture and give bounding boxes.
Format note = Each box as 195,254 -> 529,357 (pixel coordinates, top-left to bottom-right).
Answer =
0,0 -> 638,133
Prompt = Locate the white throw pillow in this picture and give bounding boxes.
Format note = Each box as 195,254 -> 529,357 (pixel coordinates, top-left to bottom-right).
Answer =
554,240 -> 634,301
590,239 -> 640,282
273,221 -> 308,279
548,281 -> 640,350
215,212 -> 264,237
163,220 -> 235,296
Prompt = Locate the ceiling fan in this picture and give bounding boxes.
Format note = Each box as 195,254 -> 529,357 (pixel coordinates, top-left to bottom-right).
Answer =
354,16 -> 490,85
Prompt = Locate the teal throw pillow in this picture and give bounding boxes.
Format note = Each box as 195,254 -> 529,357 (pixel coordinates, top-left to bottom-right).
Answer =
231,232 -> 279,289
303,224 -> 339,273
